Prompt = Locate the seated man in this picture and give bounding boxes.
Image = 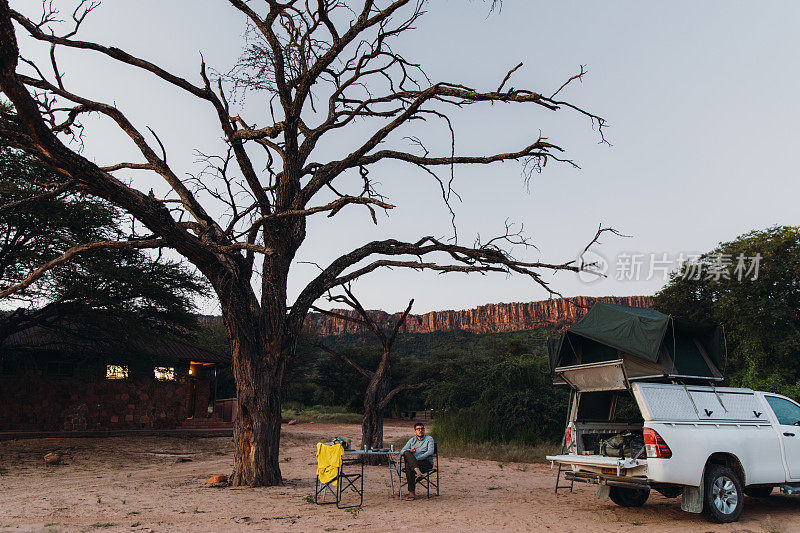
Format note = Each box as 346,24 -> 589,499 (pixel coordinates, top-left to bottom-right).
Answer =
400,422 -> 434,500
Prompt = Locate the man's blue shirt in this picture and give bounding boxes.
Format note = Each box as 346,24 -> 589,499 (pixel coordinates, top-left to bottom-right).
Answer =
400,434 -> 435,463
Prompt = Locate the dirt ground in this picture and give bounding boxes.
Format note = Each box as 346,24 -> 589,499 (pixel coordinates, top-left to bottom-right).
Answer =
1,420 -> 798,532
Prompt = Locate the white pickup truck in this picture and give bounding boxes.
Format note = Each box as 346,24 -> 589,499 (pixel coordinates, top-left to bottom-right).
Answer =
547,382 -> 800,523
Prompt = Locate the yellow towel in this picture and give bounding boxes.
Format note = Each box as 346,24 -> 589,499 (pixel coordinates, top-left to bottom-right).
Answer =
316,443 -> 344,485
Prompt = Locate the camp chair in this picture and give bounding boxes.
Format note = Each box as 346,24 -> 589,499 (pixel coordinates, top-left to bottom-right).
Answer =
314,444 -> 363,509
398,443 -> 440,498
315,443 -> 342,506
315,473 -> 339,505
335,454 -> 364,509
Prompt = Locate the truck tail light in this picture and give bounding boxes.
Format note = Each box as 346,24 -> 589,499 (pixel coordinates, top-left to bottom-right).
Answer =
643,428 -> 672,459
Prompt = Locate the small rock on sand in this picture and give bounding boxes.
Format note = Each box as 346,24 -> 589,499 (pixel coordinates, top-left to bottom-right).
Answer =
206,474 -> 228,486
287,418 -> 298,425
43,452 -> 62,465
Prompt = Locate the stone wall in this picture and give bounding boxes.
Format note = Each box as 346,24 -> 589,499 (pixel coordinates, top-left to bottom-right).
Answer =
0,369 -> 189,432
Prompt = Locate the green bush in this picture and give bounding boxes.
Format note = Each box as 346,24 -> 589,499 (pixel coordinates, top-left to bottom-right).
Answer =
654,226 -> 800,399
426,337 -> 568,446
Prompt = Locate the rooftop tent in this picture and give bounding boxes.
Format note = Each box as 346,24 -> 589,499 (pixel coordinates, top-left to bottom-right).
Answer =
549,303 -> 724,391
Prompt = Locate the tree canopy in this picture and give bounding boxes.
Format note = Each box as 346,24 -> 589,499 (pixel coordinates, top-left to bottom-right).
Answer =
653,226 -> 800,398
0,147 -> 208,348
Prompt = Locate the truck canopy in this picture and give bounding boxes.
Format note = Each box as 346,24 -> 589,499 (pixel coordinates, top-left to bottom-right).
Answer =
549,303 -> 724,390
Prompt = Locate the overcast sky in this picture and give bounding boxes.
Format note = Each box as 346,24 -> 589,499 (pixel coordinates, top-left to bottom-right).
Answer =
12,1 -> 800,314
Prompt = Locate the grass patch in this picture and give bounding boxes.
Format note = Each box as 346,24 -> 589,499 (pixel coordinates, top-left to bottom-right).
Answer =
435,440 -> 559,464
90,523 -> 115,528
391,431 -> 557,464
282,404 -> 362,424
428,410 -> 561,464
344,506 -> 361,519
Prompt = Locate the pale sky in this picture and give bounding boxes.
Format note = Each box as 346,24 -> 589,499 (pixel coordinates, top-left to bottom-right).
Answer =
11,1 -> 800,314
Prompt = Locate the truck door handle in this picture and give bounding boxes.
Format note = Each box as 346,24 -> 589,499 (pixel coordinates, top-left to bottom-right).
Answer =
784,432 -> 796,437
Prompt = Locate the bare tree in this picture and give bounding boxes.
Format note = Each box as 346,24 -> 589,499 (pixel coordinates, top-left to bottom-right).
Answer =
0,0 -> 610,486
312,286 -> 425,459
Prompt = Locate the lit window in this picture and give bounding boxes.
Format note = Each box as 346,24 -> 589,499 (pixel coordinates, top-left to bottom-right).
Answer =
154,366 -> 176,381
106,364 -> 128,380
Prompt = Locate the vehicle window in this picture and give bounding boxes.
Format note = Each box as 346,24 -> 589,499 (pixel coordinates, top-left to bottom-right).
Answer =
765,396 -> 800,426
614,393 -> 644,422
577,391 -> 613,420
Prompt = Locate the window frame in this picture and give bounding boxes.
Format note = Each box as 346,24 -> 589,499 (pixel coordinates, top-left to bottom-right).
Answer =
765,395 -> 800,427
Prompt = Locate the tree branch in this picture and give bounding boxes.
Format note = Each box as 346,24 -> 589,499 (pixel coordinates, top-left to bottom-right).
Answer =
9,8 -> 210,99
0,179 -> 74,213
387,298 -> 414,348
298,80 -> 602,207
312,340 -> 374,381
288,226 -> 613,337
0,238 -> 165,299
379,381 -> 428,410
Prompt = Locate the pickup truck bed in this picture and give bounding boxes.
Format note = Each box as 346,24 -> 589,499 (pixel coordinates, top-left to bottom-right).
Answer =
547,382 -> 800,523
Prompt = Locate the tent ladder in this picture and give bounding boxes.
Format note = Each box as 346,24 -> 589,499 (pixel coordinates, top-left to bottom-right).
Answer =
554,461 -> 574,494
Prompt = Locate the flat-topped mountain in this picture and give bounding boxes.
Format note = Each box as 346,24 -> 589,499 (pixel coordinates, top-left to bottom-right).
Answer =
305,295 -> 652,336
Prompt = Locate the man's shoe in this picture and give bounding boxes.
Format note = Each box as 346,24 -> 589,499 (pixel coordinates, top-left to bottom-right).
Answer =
404,491 -> 416,501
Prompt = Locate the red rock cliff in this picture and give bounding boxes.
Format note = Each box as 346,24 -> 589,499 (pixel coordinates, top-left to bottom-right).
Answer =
306,295 -> 653,336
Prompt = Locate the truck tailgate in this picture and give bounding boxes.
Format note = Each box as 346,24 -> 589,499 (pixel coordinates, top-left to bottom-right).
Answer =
547,454 -> 646,472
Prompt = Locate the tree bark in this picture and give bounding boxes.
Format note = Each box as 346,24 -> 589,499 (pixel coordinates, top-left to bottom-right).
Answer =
216,273 -> 289,487
231,351 -> 284,486
361,374 -> 389,465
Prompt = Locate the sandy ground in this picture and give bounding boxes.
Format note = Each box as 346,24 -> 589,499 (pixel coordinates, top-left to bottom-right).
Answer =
1,421 -> 798,532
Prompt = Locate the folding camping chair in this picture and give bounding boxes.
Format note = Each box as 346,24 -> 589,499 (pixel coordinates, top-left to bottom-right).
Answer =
398,443 -> 440,498
314,444 -> 363,509
334,454 -> 364,509
315,443 -> 342,506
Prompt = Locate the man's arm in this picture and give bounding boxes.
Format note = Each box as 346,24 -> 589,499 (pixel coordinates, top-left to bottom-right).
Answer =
400,437 -> 414,454
416,436 -> 435,461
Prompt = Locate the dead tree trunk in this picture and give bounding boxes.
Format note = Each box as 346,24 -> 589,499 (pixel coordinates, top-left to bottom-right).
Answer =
230,348 -> 284,486
361,377 -> 389,450
314,289 -> 428,463
214,259 -> 295,487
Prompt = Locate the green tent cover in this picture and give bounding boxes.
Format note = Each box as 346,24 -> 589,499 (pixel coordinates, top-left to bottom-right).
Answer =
549,303 -> 724,378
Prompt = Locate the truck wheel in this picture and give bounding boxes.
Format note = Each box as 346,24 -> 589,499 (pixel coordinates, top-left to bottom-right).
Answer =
703,464 -> 744,523
744,486 -> 773,498
609,486 -> 650,507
